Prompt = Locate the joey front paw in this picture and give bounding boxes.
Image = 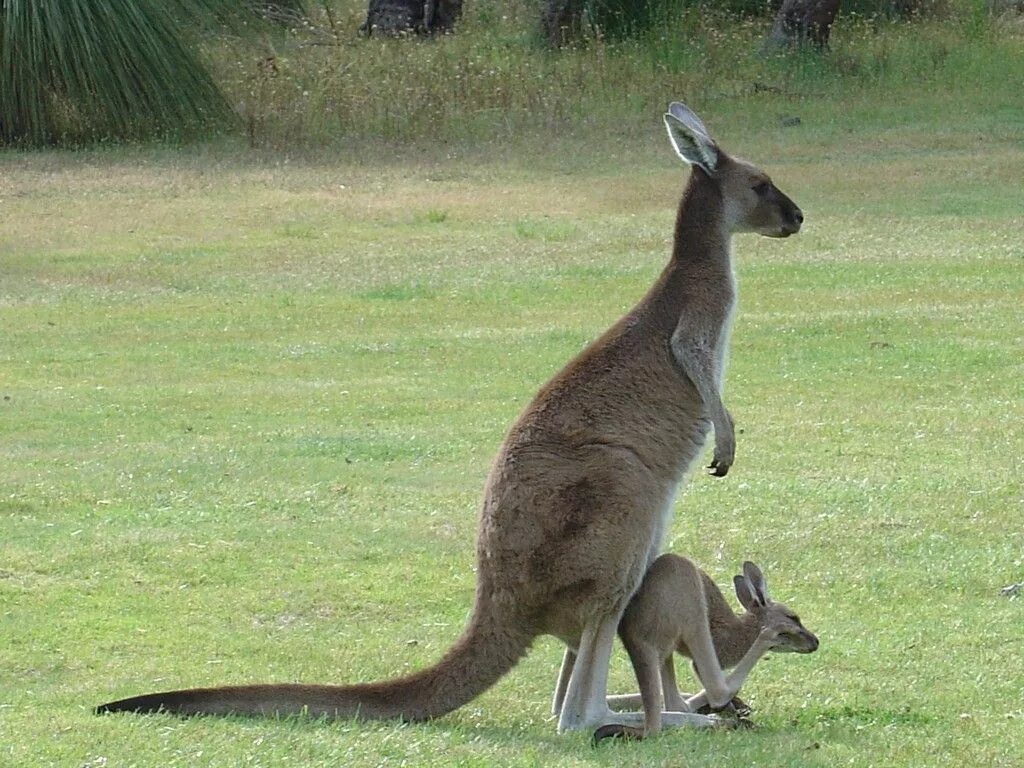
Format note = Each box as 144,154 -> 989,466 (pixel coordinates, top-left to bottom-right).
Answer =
757,626 -> 783,649
707,704 -> 755,729
697,696 -> 751,717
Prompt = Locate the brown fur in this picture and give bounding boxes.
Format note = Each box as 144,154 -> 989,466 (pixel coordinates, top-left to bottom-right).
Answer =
96,104 -> 802,733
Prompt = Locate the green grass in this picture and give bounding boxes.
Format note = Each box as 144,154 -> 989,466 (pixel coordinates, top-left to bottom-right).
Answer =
2,68 -> 1024,767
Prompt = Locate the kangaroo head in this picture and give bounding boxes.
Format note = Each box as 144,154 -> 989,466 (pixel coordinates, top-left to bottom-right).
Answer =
733,561 -> 819,654
663,102 -> 804,239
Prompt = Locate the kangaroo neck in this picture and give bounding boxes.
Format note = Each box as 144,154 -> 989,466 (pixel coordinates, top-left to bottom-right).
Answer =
704,580 -> 760,668
643,170 -> 734,327
674,169 -> 730,266
711,611 -> 760,669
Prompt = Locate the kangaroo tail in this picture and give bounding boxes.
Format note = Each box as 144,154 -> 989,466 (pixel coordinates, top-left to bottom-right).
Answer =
96,601 -> 533,721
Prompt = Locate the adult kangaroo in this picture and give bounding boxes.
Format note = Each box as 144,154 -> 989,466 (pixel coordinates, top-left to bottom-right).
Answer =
97,102 -> 803,734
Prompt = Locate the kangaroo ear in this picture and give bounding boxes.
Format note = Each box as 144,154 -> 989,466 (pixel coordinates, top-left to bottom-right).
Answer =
663,102 -> 718,174
668,102 -> 712,137
742,561 -> 770,606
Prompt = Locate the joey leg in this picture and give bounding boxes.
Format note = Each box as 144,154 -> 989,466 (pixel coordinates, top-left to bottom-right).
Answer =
686,628 -> 777,712
623,639 -> 665,736
661,655 -> 689,712
688,661 -> 750,715
682,614 -> 740,709
595,642 -> 738,743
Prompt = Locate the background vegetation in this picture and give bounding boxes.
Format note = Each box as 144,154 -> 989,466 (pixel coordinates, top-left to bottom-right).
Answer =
1,1 -> 1022,766
3,0 -> 1022,147
177,0 -> 1024,147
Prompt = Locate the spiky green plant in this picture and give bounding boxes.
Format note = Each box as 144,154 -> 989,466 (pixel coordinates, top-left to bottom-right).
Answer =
0,0 -> 301,146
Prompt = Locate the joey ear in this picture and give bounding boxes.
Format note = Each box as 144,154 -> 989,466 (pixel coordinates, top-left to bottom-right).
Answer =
742,561 -> 770,606
734,574 -> 758,611
663,102 -> 718,174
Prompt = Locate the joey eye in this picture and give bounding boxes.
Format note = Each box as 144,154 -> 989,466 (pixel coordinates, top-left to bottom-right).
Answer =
753,181 -> 771,195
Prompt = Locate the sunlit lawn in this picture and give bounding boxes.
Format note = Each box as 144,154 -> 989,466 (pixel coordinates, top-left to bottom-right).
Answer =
1,105 -> 1022,766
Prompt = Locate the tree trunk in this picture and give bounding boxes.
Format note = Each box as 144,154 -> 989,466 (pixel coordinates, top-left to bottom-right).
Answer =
764,0 -> 840,50
541,0 -> 585,47
361,0 -> 462,36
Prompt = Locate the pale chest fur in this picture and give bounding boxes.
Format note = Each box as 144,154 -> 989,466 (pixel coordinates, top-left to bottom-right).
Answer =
715,267 -> 738,389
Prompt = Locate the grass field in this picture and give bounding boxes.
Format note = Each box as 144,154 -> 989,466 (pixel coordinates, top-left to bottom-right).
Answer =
2,88 -> 1023,766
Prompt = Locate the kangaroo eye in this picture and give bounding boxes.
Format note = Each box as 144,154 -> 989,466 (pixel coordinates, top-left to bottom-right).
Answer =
753,181 -> 771,195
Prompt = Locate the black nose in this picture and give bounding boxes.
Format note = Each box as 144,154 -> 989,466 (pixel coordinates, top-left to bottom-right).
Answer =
792,208 -> 804,226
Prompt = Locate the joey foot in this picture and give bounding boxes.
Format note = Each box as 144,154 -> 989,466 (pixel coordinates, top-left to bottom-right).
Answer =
710,712 -> 751,729
697,695 -> 751,717
701,703 -> 755,729
592,724 -> 644,744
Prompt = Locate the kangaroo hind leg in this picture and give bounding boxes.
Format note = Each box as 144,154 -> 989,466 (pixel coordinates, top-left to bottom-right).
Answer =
551,648 -> 576,716
556,614 -> 618,733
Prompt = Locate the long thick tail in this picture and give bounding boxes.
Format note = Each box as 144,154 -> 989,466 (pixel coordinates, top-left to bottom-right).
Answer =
96,602 -> 533,721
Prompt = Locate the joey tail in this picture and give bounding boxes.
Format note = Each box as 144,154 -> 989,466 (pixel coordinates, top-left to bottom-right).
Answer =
97,601 -> 533,721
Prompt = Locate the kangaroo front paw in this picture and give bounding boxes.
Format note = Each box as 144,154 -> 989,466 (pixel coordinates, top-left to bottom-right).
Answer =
708,411 -> 735,477
708,456 -> 732,477
708,444 -> 734,476
708,430 -> 735,477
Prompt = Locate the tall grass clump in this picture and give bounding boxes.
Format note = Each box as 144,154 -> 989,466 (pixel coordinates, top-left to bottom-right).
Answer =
0,0 -> 303,146
0,0 -> 228,145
